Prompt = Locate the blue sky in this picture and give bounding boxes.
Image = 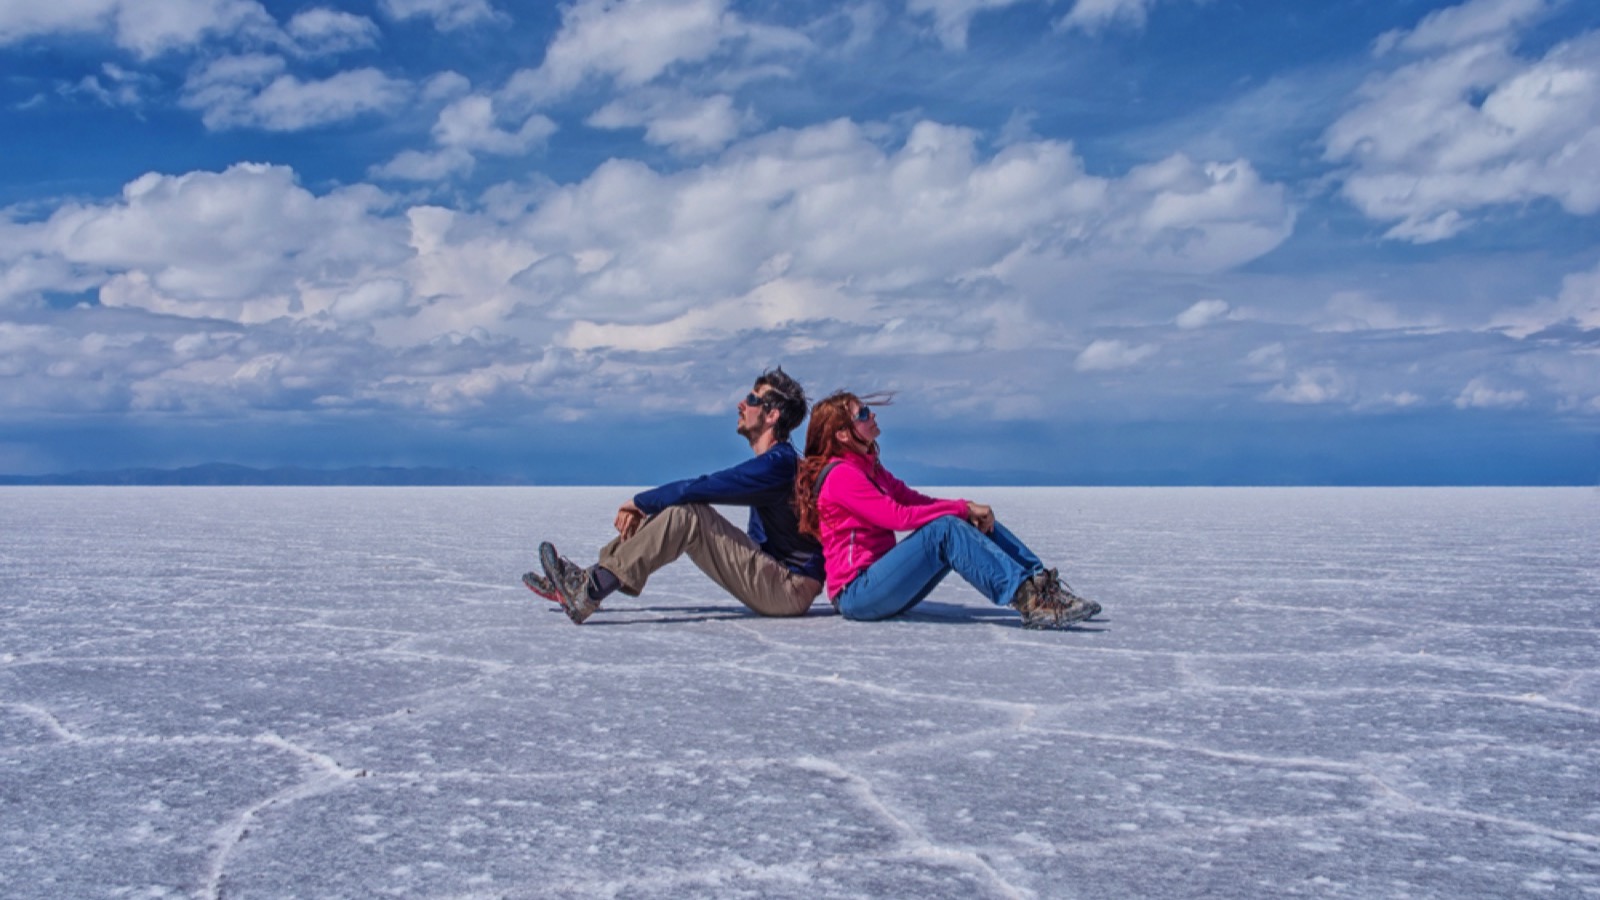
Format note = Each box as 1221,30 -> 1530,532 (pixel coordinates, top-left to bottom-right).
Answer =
2,0 -> 1598,484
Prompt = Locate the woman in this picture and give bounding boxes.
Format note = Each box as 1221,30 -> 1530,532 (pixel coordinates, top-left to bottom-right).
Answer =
794,391 -> 1099,628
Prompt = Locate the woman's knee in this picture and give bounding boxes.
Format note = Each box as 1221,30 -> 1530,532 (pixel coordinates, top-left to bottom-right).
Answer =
919,515 -> 972,538
922,515 -> 985,552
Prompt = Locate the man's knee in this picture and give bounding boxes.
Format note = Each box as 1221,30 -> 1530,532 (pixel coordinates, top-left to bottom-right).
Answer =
658,503 -> 741,554
656,504 -> 691,523
661,503 -> 712,522
652,503 -> 712,533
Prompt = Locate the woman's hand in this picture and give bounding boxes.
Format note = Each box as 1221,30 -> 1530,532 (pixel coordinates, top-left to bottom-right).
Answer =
615,501 -> 645,540
966,502 -> 994,534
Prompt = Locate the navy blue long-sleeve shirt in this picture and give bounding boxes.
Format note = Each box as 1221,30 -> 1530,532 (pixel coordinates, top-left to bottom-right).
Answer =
632,441 -> 823,581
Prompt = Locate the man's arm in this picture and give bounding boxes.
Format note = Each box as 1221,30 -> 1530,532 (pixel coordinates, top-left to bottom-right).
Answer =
631,447 -> 795,516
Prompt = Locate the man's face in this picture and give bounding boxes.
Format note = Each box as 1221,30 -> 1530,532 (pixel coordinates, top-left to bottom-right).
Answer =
737,385 -> 777,439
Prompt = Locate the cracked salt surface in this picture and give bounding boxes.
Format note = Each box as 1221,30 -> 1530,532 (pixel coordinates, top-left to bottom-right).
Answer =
2,486 -> 1597,898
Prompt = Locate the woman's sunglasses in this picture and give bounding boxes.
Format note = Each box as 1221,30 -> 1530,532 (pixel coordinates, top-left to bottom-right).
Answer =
854,404 -> 873,422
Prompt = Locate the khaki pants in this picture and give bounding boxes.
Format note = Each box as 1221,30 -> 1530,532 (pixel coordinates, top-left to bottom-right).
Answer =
597,504 -> 820,617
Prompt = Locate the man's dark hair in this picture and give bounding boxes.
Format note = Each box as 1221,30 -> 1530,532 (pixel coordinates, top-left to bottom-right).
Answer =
754,366 -> 808,442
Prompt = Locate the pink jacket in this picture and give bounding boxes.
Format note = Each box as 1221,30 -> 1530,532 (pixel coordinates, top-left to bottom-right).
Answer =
816,452 -> 969,599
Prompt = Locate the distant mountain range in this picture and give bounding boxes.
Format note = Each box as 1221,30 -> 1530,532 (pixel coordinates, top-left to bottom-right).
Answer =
0,463 -> 528,486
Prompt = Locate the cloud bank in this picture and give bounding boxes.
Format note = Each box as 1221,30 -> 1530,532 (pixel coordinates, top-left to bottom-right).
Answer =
0,0 -> 1596,480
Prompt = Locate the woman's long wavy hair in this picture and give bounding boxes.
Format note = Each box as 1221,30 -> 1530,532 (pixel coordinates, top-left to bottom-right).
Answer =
793,390 -> 891,540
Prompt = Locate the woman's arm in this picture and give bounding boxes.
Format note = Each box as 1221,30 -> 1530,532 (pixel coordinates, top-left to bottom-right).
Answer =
876,465 -> 993,532
823,464 -> 967,532
875,467 -> 945,507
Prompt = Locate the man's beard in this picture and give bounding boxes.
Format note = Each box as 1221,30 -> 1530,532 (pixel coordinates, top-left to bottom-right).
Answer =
737,419 -> 769,441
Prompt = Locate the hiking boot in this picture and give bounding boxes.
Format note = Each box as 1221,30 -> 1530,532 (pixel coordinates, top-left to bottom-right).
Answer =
1043,568 -> 1100,621
539,541 -> 601,624
522,570 -> 561,603
1009,572 -> 1071,629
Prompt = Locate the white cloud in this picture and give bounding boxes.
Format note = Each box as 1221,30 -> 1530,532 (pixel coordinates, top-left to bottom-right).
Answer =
1266,368 -> 1345,404
183,56 -> 412,131
1175,298 -> 1229,329
834,3 -> 886,54
512,0 -> 730,100
0,252 -> 97,310
508,120 -> 1289,329
588,90 -> 749,155
379,0 -> 500,31
118,0 -> 277,56
1245,342 -> 1288,379
842,314 -> 992,356
1454,375 -> 1527,408
371,94 -> 557,181
433,95 -> 556,154
367,117 -> 1291,360
0,0 -> 275,58
504,0 -> 807,104
1491,258 -> 1600,337
566,277 -> 863,352
370,148 -> 477,182
245,69 -> 410,130
1376,0 -> 1551,54
1525,346 -> 1600,414
1075,339 -> 1158,371
1378,390 -> 1424,408
905,0 -> 1034,50
0,1 -> 115,46
330,279 -> 412,321
1058,0 -> 1159,35
1318,291 -> 1441,332
285,8 -> 380,56
65,63 -> 158,108
422,71 -> 472,103
0,114 -> 1297,417
20,163 -> 410,321
0,321 -> 142,411
1044,153 -> 1294,275
907,0 -> 1181,46
184,50 -> 284,93
375,205 -> 545,346
1324,3 -> 1600,243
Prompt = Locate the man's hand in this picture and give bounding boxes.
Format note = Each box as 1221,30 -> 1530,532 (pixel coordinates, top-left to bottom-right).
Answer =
966,502 -> 995,534
615,501 -> 645,541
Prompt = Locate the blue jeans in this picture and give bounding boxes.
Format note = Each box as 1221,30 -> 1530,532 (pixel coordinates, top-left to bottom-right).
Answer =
834,516 -> 1045,620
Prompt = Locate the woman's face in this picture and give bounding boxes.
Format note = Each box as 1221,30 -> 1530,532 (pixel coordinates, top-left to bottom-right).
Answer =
846,400 -> 880,447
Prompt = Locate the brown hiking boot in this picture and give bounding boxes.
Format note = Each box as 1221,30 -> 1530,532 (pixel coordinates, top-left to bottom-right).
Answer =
1009,572 -> 1093,629
1043,568 -> 1100,620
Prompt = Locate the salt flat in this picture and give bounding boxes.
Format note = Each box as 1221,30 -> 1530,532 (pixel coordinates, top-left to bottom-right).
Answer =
2,486 -> 1597,899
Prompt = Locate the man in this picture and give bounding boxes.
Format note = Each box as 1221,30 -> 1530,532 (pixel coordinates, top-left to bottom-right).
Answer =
524,367 -> 823,624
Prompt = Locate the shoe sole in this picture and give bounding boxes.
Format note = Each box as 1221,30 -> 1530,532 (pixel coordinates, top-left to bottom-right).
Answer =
522,571 -> 561,603
1020,617 -> 1080,630
1018,600 -> 1096,630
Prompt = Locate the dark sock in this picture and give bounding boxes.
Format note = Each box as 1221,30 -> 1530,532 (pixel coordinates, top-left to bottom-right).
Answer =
587,565 -> 621,601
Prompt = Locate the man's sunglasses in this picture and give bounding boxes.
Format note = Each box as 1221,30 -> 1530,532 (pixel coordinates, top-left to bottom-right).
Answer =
744,391 -> 782,408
